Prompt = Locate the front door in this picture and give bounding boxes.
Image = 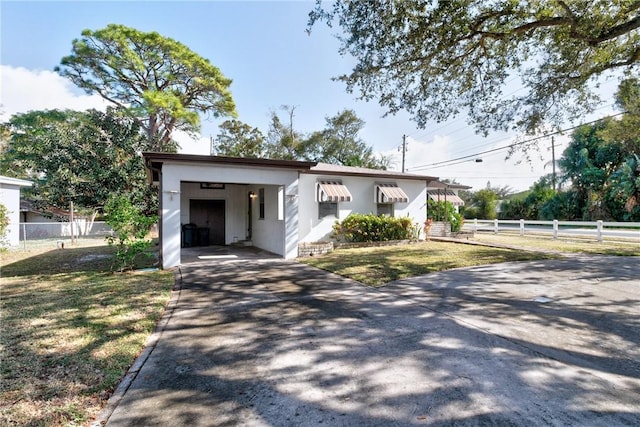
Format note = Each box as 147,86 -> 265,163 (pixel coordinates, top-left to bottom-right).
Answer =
190,199 -> 225,245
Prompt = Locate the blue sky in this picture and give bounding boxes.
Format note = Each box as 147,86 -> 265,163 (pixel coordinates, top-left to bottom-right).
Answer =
0,1 -> 620,191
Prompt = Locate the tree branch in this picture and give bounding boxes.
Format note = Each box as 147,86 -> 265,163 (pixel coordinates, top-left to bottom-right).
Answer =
588,14 -> 640,45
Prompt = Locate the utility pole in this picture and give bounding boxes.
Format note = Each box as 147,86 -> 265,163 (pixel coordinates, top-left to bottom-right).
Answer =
401,134 -> 407,173
551,136 -> 557,192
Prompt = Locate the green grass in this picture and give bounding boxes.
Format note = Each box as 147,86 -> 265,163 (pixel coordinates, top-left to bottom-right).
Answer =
301,241 -> 558,286
0,242 -> 174,426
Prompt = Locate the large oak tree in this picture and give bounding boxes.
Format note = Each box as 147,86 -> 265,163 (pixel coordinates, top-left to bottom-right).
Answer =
56,24 -> 237,152
309,1 -> 640,140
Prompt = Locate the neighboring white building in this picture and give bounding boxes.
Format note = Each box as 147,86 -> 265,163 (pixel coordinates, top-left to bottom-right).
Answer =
0,175 -> 33,247
144,153 -> 444,269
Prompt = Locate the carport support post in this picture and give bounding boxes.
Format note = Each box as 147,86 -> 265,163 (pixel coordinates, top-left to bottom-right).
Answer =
493,219 -> 499,234
553,219 -> 558,239
520,219 -> 525,236
597,220 -> 603,242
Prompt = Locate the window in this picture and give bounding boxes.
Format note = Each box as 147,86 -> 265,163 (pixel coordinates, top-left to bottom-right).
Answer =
377,203 -> 394,217
319,202 -> 338,219
259,188 -> 265,219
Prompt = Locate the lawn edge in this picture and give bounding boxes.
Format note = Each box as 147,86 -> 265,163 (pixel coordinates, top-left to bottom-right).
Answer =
90,267 -> 183,427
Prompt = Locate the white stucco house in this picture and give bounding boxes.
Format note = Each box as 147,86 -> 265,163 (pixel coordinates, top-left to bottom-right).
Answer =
143,153 -> 449,269
0,175 -> 33,247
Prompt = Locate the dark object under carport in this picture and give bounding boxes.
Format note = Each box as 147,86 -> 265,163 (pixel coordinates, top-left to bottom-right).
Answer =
182,223 -> 197,247
196,227 -> 210,246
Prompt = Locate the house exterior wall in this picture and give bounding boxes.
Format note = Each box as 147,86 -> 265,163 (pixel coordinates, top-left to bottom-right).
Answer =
298,174 -> 427,243
0,184 -> 22,246
160,162 -> 299,268
0,177 -> 32,247
250,184 -> 288,256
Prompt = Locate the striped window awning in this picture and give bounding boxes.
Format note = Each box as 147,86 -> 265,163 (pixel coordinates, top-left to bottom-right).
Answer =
376,183 -> 408,203
317,181 -> 352,202
427,189 -> 465,206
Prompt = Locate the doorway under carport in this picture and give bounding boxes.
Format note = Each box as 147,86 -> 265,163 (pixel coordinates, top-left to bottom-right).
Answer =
189,199 -> 225,246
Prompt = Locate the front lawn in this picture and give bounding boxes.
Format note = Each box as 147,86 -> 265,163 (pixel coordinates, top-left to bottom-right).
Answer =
0,243 -> 174,426
300,241 -> 557,286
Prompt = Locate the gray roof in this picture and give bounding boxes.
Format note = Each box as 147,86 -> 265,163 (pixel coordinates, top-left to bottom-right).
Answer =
141,153 -> 441,183
310,162 -> 438,182
428,180 -> 473,190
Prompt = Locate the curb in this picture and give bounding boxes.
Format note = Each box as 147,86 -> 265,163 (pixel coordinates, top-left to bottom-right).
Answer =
90,267 -> 183,427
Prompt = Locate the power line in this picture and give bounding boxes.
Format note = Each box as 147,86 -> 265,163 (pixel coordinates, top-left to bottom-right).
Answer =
406,76 -> 525,141
408,112 -> 624,171
407,102 -> 617,163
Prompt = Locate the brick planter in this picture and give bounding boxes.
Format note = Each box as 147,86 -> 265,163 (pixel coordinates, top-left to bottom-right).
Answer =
298,239 -> 418,257
298,241 -> 334,257
428,221 -> 451,237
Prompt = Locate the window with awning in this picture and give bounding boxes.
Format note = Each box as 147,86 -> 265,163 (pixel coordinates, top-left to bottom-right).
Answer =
317,181 -> 352,202
376,183 -> 409,203
427,189 -> 465,206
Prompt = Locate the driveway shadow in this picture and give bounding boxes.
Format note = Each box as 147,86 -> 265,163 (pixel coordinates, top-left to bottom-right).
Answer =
105,257 -> 640,426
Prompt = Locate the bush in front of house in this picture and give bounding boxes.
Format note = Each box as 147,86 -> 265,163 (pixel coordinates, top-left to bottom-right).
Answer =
332,213 -> 414,242
427,199 -> 464,232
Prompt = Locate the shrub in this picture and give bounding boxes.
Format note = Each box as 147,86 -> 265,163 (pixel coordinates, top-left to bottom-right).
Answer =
332,213 -> 414,242
0,203 -> 9,249
427,200 -> 464,232
104,194 -> 158,271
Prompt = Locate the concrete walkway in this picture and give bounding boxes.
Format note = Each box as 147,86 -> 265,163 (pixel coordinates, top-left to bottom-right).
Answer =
104,255 -> 640,426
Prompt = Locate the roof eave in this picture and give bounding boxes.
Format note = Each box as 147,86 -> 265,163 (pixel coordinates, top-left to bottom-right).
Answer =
305,168 -> 438,182
142,152 -> 317,170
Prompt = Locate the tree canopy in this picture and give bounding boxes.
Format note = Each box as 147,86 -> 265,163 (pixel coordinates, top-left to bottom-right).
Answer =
214,119 -> 265,158
497,79 -> 640,221
56,24 -> 237,152
264,106 -> 310,160
308,109 -> 389,169
260,107 -> 389,168
1,108 -> 154,215
309,1 -> 640,139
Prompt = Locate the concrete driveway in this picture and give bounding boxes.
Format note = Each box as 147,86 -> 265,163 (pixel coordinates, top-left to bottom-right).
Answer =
104,255 -> 640,426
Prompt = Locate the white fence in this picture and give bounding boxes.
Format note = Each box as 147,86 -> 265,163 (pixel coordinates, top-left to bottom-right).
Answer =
463,219 -> 640,242
17,221 -> 114,248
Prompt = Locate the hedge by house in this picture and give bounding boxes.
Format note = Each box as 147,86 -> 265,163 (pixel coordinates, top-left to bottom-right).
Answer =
332,213 -> 414,242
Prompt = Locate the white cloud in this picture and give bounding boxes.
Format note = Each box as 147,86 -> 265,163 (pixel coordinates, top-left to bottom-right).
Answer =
0,65 -> 109,120
0,65 -> 214,155
380,133 -> 564,192
173,131 -> 211,155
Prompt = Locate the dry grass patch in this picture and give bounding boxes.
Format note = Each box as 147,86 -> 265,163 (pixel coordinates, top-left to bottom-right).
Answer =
0,243 -> 174,426
472,233 -> 640,256
301,241 -> 556,286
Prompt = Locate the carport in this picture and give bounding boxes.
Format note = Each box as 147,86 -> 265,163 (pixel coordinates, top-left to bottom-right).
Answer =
144,153 -> 315,269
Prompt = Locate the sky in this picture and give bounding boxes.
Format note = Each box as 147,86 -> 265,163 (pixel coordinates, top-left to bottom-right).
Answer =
0,1 -> 621,192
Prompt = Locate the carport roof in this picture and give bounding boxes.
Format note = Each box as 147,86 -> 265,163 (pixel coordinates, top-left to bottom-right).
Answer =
142,153 -> 439,183
143,153 -> 318,183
